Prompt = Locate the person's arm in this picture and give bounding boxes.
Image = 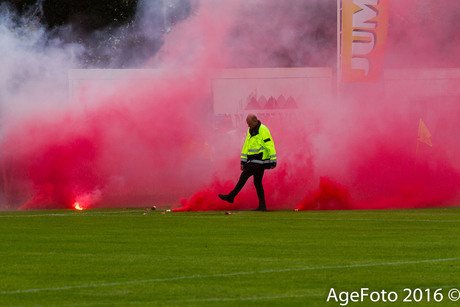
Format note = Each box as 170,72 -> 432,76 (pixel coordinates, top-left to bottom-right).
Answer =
262,128 -> 277,169
240,132 -> 249,170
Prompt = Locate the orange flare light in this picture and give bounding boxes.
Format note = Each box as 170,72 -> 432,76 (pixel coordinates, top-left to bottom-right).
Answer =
73,202 -> 85,211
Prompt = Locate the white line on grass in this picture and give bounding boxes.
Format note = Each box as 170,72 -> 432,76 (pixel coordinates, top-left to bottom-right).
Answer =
2,257 -> 460,295
165,292 -> 323,304
0,211 -> 145,218
49,293 -> 324,306
2,211 -> 460,222
305,217 -> 460,223
166,214 -> 460,223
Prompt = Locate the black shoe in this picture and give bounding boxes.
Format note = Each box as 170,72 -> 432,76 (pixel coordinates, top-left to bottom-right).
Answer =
252,207 -> 267,211
218,194 -> 234,204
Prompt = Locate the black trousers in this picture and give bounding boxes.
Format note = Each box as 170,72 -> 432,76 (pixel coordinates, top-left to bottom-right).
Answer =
229,163 -> 266,208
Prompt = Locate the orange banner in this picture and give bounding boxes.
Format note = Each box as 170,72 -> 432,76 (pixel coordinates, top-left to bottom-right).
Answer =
341,0 -> 390,83
418,118 -> 433,147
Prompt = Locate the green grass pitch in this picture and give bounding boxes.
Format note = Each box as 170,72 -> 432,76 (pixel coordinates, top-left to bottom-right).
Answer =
0,207 -> 459,306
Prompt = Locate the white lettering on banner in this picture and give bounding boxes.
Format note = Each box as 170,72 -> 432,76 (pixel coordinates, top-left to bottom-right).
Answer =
352,0 -> 378,28
352,30 -> 376,54
351,57 -> 371,75
351,0 -> 379,76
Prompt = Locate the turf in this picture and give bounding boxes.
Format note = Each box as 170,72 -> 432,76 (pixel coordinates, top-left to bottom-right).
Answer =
0,207 -> 459,306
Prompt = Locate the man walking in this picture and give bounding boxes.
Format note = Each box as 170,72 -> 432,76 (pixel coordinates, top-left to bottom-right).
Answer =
219,114 -> 277,211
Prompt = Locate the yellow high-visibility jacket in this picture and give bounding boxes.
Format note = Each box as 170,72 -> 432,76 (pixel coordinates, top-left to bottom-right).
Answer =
240,122 -> 277,168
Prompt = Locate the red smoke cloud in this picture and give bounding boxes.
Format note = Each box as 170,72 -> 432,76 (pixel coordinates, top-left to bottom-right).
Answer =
1,0 -> 459,211
3,70 -> 215,209
1,1 -> 236,210
177,0 -> 460,211
181,96 -> 459,211
295,177 -> 351,211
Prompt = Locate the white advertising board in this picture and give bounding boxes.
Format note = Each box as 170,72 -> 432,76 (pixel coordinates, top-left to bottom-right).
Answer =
212,67 -> 333,123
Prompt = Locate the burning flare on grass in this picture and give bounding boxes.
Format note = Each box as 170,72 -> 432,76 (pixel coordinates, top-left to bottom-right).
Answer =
73,202 -> 85,211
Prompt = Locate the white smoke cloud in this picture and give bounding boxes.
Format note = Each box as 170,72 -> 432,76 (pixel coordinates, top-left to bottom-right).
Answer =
0,3 -> 83,124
